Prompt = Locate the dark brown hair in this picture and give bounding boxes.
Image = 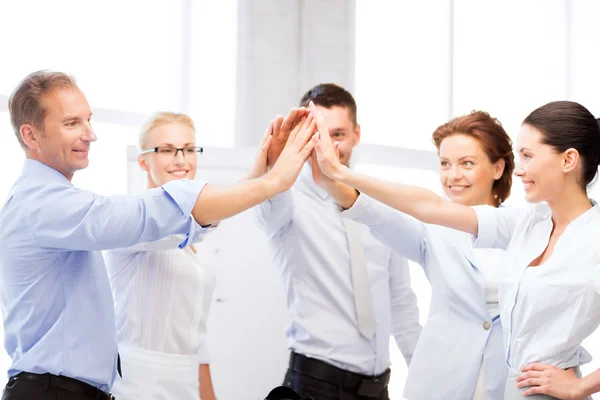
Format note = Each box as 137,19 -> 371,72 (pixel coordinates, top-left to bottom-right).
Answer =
432,111 -> 515,206
299,83 -> 357,125
523,101 -> 600,189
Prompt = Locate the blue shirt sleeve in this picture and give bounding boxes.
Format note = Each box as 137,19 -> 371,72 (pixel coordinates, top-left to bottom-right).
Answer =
28,179 -> 208,251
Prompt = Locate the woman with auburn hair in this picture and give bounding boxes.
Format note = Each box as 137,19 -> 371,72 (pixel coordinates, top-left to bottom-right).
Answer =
315,110 -> 513,399
312,101 -> 600,400
104,112 -> 217,400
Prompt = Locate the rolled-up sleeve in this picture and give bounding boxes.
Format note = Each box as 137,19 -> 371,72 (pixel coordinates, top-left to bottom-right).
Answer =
30,179 -> 210,251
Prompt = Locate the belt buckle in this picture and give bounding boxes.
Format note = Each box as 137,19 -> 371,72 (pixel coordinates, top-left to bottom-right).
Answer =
356,377 -> 385,397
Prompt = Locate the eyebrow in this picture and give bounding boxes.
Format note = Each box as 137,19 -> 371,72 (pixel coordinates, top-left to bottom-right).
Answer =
62,112 -> 93,122
156,142 -> 196,147
439,155 -> 477,161
519,148 -> 531,154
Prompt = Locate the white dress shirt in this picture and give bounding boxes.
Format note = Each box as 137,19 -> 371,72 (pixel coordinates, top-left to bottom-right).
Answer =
474,201 -> 600,374
343,194 -> 507,400
255,165 -> 422,376
104,235 -> 216,363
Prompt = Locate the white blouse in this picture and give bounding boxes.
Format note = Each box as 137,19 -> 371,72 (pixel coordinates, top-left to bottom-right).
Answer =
104,235 -> 216,363
474,201 -> 600,374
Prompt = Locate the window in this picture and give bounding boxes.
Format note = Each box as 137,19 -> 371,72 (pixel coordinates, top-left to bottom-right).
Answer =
453,0 -> 567,141
355,1 -> 452,151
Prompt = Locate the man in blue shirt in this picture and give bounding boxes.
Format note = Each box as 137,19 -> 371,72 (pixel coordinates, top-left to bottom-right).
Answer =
0,70 -> 316,400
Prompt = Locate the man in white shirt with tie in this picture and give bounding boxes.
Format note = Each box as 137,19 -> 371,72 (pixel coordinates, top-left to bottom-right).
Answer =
256,84 -> 422,400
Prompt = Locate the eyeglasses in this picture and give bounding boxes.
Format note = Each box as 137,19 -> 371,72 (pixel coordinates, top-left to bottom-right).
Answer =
139,146 -> 204,157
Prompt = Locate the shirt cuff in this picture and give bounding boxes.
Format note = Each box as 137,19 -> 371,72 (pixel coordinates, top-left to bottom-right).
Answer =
340,192 -> 372,220
160,179 -> 211,248
197,343 -> 210,364
472,205 -> 497,248
161,179 -> 207,216
268,189 -> 291,204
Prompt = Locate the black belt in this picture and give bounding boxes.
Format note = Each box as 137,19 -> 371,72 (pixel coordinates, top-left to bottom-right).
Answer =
289,352 -> 390,398
10,372 -> 115,400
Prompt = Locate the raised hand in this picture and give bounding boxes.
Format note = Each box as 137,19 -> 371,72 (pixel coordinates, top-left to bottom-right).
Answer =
267,107 -> 309,168
308,101 -> 343,180
242,118 -> 277,180
266,112 -> 316,192
311,142 -> 339,188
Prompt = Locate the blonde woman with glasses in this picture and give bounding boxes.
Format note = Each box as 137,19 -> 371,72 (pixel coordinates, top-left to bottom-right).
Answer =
105,112 -> 215,400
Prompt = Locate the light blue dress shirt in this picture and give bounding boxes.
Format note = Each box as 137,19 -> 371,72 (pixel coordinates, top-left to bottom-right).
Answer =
0,159 -> 207,393
342,194 -> 508,400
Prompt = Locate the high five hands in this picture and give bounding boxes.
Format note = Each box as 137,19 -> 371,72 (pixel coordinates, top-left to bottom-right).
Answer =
244,101 -> 344,194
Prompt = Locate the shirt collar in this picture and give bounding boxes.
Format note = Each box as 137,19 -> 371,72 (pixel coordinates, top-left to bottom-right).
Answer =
21,158 -> 73,186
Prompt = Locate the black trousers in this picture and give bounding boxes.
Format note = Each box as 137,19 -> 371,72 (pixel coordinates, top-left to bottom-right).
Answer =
2,374 -> 112,400
283,353 -> 390,400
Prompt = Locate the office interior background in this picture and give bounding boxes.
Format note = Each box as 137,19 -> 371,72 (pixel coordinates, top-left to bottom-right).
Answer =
1,1 -> 600,399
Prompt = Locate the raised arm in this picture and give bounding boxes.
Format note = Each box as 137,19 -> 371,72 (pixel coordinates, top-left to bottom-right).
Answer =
309,102 -> 478,235
31,109 -> 315,251
311,151 -> 428,264
255,111 -> 314,236
191,112 -> 316,226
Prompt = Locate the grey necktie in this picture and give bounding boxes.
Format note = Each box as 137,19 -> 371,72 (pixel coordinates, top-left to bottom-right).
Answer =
342,218 -> 376,340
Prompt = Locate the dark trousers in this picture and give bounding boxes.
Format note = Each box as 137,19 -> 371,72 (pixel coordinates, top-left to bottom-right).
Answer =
2,373 -> 112,400
283,353 -> 390,400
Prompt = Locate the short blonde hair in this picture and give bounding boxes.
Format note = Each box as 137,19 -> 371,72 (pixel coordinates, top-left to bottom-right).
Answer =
9,70 -> 77,149
139,112 -> 196,150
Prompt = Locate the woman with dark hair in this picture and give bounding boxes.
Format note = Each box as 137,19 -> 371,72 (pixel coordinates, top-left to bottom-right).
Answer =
311,100 -> 600,400
312,109 -> 514,399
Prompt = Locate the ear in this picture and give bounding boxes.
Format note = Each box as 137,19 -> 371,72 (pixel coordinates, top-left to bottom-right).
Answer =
562,148 -> 579,173
137,154 -> 150,172
353,123 -> 361,147
493,158 -> 505,180
20,124 -> 40,150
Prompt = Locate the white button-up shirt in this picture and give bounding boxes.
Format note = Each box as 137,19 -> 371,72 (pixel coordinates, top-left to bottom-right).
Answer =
104,235 -> 217,363
343,194 -> 507,400
255,165 -> 422,376
474,201 -> 600,374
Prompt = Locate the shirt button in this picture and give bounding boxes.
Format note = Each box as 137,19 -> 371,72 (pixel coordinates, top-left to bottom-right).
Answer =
483,321 -> 491,330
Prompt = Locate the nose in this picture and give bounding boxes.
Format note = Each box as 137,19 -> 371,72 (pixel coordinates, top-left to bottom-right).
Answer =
82,121 -> 97,143
448,165 -> 462,180
514,162 -> 524,177
173,149 -> 186,165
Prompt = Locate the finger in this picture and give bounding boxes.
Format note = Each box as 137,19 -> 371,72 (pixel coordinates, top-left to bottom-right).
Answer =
516,378 -> 543,389
523,386 -> 546,396
309,102 -> 332,146
310,149 -> 318,166
261,135 -> 272,153
295,107 -> 309,125
333,142 -> 340,159
280,108 -> 298,132
288,116 -> 307,142
517,371 -> 541,382
296,116 -> 316,148
272,115 -> 284,136
521,363 -> 546,372
298,137 -> 315,161
261,120 -> 274,146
